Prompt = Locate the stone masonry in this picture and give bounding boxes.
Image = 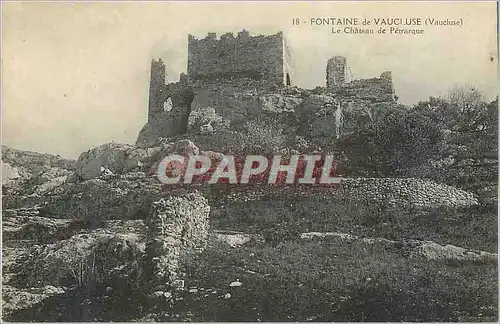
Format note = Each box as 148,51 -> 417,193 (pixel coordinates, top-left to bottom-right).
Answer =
145,193 -> 210,291
326,56 -> 347,90
138,59 -> 195,145
327,56 -> 395,102
140,30 -> 396,144
187,31 -> 292,87
215,178 -> 479,209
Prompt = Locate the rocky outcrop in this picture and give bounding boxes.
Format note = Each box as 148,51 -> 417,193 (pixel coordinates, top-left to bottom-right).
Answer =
38,175 -> 165,220
2,192 -> 211,317
2,213 -> 148,318
294,94 -> 401,140
257,93 -> 302,114
188,107 -> 229,134
75,142 -> 135,180
295,94 -> 341,138
2,285 -> 67,316
4,139 -> 205,215
2,145 -> 76,174
2,207 -> 74,242
1,137 -> 492,322
13,230 -> 144,288
31,168 -> 72,194
75,139 -> 199,181
2,147 -> 76,209
2,161 -> 23,185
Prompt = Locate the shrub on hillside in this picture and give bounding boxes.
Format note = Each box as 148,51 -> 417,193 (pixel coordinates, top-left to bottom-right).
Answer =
242,119 -> 287,150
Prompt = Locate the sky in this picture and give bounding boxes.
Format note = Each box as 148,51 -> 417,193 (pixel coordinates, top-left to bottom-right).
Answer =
2,1 -> 498,159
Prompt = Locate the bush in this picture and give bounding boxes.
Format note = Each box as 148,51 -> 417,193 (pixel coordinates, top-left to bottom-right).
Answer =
261,221 -> 302,246
243,119 -> 287,150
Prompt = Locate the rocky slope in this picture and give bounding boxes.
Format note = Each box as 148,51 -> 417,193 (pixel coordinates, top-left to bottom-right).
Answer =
1,141 -> 496,321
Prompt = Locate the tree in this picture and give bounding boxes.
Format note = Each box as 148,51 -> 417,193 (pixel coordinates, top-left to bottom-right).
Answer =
445,98 -> 498,195
447,85 -> 485,113
338,104 -> 447,177
412,85 -> 497,199
383,111 -> 447,176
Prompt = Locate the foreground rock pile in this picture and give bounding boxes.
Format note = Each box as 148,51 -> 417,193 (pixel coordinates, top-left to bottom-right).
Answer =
2,142 -> 212,318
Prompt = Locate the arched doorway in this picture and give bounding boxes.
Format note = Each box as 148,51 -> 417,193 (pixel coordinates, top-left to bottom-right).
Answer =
286,73 -> 291,86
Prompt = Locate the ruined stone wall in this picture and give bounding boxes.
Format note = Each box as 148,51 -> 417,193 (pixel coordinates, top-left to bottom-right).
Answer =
143,38 -> 397,145
326,56 -> 347,90
190,77 -> 277,95
215,178 -> 478,209
325,56 -> 394,102
332,71 -> 395,102
283,36 -> 293,86
141,60 -> 194,145
339,178 -> 478,208
148,59 -> 167,122
145,193 -> 210,291
187,31 -> 288,86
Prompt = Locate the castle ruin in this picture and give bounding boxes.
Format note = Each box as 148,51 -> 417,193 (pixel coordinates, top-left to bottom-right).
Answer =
187,30 -> 292,87
326,56 -> 348,90
137,30 -> 396,146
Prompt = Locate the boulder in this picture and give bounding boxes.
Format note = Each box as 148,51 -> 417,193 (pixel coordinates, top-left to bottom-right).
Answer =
411,241 -> 497,262
75,142 -> 133,180
74,140 -> 200,181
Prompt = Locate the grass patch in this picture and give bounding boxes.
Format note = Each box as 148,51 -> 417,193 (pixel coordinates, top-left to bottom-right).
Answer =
147,238 -> 499,322
211,198 -> 497,252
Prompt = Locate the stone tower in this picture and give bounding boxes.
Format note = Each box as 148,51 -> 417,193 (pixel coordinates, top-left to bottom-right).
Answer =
187,31 -> 292,87
148,59 -> 167,122
326,56 -> 347,91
